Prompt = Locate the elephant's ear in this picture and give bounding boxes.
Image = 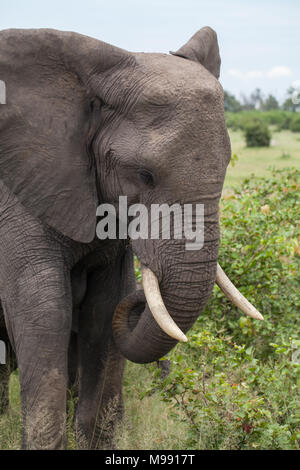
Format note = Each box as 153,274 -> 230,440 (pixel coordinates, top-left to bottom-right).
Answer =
0,28 -> 130,242
170,27 -> 221,79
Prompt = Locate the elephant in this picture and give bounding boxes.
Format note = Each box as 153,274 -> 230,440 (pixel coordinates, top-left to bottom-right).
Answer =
0,26 -> 263,450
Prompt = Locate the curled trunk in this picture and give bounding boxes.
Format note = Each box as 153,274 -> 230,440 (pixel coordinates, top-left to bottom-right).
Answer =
113,214 -> 219,363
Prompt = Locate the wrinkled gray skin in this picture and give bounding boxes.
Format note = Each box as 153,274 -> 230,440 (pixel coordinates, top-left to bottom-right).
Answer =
0,27 -> 231,449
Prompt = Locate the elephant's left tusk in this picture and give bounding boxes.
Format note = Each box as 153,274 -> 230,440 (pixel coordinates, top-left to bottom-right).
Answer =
216,263 -> 264,320
142,267 -> 188,342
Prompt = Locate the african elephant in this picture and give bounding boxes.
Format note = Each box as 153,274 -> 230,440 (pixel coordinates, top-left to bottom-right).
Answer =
0,27 -> 262,450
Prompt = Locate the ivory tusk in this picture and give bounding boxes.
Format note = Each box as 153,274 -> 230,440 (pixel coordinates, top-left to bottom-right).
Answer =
142,267 -> 188,342
216,264 -> 264,320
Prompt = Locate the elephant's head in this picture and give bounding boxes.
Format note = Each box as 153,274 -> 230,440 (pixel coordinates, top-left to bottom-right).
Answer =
0,27 -> 262,364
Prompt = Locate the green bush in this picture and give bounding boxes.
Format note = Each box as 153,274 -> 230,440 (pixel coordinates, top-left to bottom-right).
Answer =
262,111 -> 293,131
262,111 -> 292,127
226,111 -> 261,131
244,120 -> 271,147
225,113 -> 241,131
145,168 -> 300,450
225,111 -> 295,132
290,115 -> 300,132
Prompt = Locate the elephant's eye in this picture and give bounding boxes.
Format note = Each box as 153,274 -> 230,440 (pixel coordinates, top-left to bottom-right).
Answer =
137,169 -> 155,188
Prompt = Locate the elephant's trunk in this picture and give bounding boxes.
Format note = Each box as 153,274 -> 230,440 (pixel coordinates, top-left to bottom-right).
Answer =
112,208 -> 219,363
141,267 -> 188,343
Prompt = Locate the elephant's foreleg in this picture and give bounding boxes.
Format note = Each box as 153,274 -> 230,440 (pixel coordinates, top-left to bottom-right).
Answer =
68,330 -> 79,394
75,334 -> 126,450
75,247 -> 135,449
20,336 -> 69,450
1,277 -> 72,449
0,189 -> 73,449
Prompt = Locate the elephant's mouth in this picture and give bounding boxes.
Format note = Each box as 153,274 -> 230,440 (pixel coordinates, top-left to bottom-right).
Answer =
113,266 -> 188,346
112,263 -> 263,363
112,289 -> 147,360
127,293 -> 146,331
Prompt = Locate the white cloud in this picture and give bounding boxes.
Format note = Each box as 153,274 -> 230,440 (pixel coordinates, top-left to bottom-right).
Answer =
267,66 -> 292,78
227,66 -> 292,80
246,70 -> 264,78
227,69 -> 243,78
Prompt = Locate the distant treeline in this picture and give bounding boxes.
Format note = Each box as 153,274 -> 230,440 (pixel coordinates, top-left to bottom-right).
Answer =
226,110 -> 300,133
224,87 -> 300,113
224,88 -> 300,133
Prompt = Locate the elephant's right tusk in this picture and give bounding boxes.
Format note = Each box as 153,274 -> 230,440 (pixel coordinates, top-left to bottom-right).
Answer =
216,263 -> 264,320
142,267 -> 188,342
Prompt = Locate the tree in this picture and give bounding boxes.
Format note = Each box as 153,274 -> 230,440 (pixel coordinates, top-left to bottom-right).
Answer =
239,89 -> 264,110
250,88 -> 264,109
282,86 -> 300,113
261,94 -> 279,111
224,90 -> 242,112
282,86 -> 300,112
282,98 -> 296,112
240,93 -> 255,111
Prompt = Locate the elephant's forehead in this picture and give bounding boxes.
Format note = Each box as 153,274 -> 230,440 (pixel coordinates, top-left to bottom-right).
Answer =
133,52 -> 223,106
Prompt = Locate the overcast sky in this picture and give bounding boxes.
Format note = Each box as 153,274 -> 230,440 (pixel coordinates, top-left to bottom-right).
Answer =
1,0 -> 299,102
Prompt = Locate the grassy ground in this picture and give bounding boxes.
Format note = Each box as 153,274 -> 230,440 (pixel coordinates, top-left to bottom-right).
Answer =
225,129 -> 300,187
0,364 -> 188,450
0,372 -> 21,449
117,362 -> 189,450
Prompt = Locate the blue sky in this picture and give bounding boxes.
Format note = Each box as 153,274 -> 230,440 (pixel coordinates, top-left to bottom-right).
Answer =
1,0 -> 299,102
